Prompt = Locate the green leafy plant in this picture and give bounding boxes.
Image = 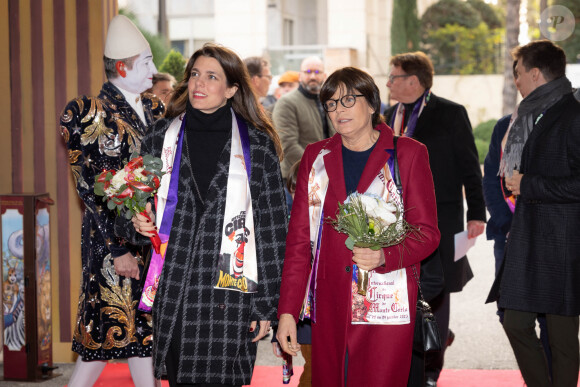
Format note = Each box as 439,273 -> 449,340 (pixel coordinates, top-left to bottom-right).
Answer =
473,119 -> 497,163
391,0 -> 420,55
159,50 -> 187,81
557,0 -> 580,63
420,0 -> 504,75
467,0 -> 503,29
424,23 -> 503,75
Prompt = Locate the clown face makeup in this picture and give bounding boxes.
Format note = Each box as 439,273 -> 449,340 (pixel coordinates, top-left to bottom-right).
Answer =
114,49 -> 157,94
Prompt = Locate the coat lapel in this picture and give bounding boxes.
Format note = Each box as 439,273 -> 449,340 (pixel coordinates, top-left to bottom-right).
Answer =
324,135 -> 347,203
526,98 -> 564,143
521,95 -> 568,171
413,93 -> 438,139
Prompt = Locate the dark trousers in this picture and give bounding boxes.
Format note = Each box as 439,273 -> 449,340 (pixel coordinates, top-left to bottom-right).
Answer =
165,339 -> 240,387
424,292 -> 450,381
494,237 -> 552,377
503,309 -> 579,387
407,348 -> 425,387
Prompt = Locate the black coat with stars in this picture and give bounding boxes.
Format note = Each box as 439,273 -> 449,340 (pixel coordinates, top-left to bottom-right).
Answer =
60,82 -> 164,360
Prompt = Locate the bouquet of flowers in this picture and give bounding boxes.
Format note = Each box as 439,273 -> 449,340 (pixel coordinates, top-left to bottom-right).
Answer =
330,192 -> 417,295
94,153 -> 164,253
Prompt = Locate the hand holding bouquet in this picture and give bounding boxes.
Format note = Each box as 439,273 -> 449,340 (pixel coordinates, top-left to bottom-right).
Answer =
94,153 -> 164,253
330,192 -> 416,295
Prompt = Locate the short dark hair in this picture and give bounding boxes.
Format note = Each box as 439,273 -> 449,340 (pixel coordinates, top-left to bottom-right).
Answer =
243,56 -> 268,78
152,72 -> 176,86
512,40 -> 566,82
103,55 -> 138,80
319,67 -> 384,128
389,51 -> 434,89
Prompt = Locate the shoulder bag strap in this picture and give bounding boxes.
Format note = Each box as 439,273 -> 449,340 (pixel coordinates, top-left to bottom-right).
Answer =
393,135 -> 402,194
394,135 -> 428,305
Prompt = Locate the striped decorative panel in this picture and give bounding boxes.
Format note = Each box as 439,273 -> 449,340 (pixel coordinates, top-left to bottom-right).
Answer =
0,0 -> 118,362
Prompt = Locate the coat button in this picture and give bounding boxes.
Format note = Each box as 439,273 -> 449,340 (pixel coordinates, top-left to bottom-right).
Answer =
218,304 -> 226,310
345,266 -> 351,273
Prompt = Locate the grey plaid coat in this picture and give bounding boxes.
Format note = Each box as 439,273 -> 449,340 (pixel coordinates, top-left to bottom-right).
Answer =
117,113 -> 287,384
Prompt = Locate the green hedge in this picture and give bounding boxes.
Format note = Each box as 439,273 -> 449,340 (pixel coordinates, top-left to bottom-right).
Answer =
159,50 -> 187,81
424,23 -> 503,75
473,119 -> 496,164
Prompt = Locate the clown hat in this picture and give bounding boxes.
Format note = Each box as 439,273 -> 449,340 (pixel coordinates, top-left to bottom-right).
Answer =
104,15 -> 150,60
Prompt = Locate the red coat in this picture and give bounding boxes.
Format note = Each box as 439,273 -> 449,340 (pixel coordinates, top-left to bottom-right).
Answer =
278,124 -> 440,387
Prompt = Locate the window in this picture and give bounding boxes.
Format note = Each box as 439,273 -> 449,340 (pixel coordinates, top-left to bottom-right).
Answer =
171,40 -> 186,55
283,18 -> 294,46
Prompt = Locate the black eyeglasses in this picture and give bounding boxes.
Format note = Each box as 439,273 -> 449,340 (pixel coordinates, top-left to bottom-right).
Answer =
323,94 -> 365,112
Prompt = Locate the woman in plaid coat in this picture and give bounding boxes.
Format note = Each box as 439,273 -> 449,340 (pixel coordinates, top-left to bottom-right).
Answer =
118,44 -> 287,386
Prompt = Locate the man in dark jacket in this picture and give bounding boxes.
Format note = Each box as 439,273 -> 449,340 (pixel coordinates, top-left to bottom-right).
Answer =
484,61 -> 553,379
484,113 -> 553,377
273,56 -> 335,179
488,40 -> 580,387
385,51 -> 486,386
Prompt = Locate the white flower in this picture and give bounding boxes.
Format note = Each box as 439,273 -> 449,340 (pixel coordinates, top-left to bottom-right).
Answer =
344,193 -> 400,228
352,193 -> 398,228
131,167 -> 147,183
372,204 -> 397,227
109,170 -> 128,191
358,194 -> 379,213
106,167 -> 146,195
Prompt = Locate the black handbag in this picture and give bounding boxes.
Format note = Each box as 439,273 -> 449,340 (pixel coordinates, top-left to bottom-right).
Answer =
412,266 -> 442,352
393,136 -> 442,353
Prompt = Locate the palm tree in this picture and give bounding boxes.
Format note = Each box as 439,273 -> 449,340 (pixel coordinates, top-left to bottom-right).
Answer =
502,0 -> 521,116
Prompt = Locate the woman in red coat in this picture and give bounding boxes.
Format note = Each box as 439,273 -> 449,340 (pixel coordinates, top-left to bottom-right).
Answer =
277,67 -> 440,387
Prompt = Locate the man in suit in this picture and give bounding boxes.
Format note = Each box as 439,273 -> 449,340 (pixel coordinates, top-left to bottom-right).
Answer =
384,51 -> 486,386
489,40 -> 580,387
273,56 -> 334,179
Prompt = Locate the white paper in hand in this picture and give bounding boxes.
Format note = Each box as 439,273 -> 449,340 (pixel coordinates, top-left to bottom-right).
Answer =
454,230 -> 477,261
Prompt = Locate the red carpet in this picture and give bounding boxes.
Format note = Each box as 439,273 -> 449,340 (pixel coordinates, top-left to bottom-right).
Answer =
91,363 -> 533,386
437,369 -> 524,386
90,363 -> 304,387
